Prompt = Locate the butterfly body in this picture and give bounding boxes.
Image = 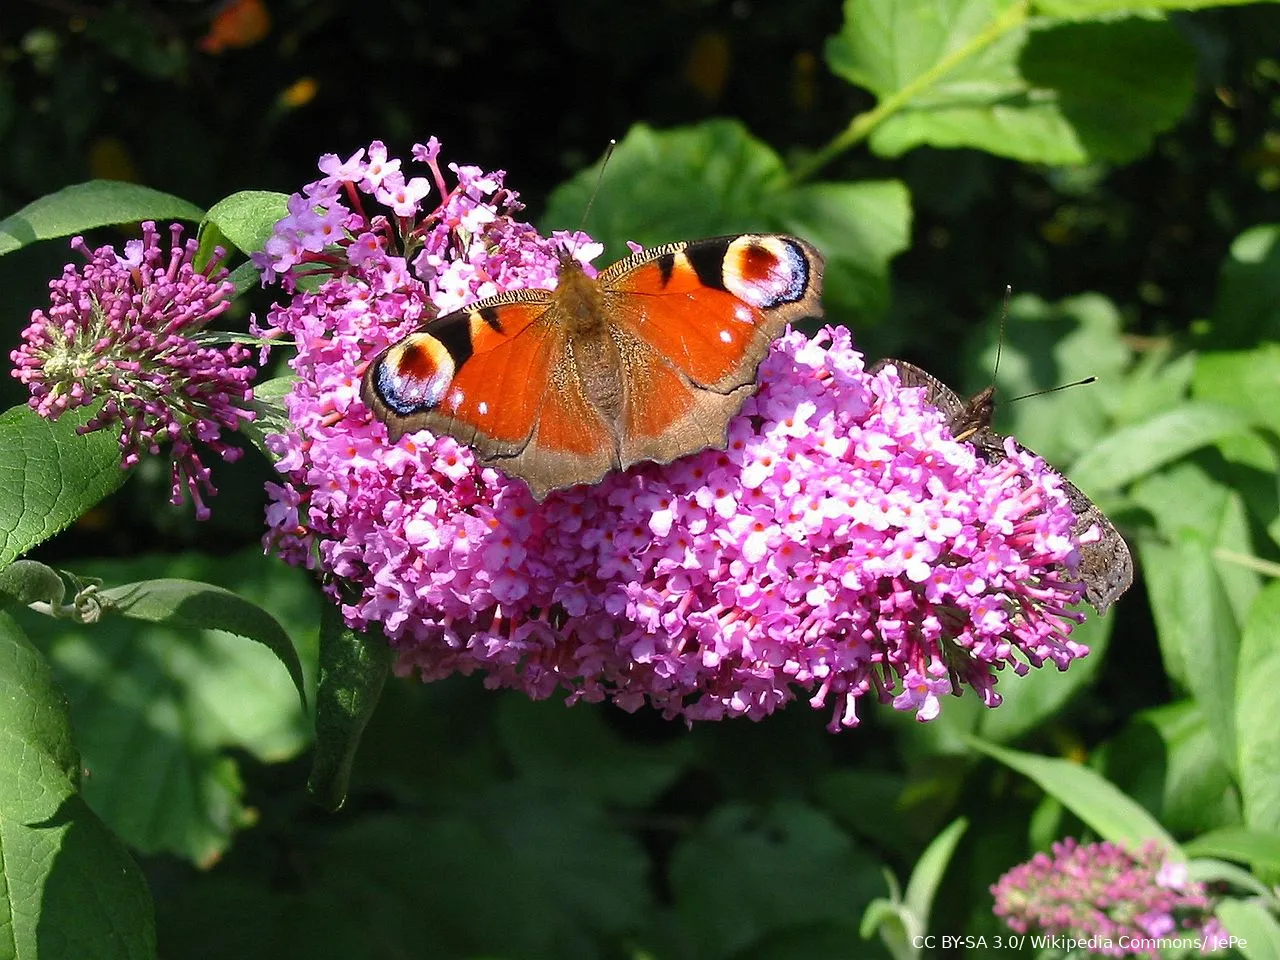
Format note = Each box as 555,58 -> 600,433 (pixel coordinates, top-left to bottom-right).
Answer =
871,359 -> 1133,615
364,235 -> 824,499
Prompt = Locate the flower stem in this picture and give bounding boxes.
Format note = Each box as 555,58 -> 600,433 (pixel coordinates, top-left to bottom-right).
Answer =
1214,548 -> 1280,579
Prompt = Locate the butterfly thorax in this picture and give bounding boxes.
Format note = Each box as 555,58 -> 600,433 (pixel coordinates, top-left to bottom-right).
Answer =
551,257 -> 626,427
954,386 -> 996,442
555,257 -> 609,336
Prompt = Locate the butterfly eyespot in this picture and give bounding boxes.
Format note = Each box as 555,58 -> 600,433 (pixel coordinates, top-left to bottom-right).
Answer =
722,236 -> 810,308
372,334 -> 456,415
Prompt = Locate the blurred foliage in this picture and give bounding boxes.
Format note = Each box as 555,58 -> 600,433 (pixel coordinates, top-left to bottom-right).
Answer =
3,1 -> 1280,958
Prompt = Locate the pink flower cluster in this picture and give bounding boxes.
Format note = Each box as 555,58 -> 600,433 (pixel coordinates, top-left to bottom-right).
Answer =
252,136 -> 597,303
992,838 -> 1228,957
259,139 -> 1091,729
10,221 -> 255,519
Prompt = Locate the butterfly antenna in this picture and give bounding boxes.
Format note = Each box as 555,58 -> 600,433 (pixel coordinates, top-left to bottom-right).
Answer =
991,283 -> 1011,388
1008,376 -> 1097,404
567,139 -> 616,260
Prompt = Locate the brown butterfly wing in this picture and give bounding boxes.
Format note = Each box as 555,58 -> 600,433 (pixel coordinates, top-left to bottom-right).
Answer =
602,235 -> 823,469
872,359 -> 1133,615
1058,478 -> 1134,615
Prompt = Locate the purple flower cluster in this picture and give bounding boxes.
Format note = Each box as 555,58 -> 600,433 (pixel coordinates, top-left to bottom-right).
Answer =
259,139 -> 1092,729
10,222 -> 255,520
992,839 -> 1228,957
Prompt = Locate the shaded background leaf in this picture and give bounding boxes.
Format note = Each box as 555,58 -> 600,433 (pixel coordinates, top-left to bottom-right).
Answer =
0,612 -> 156,960
0,404 -> 126,569
0,180 -> 202,256
14,551 -> 318,865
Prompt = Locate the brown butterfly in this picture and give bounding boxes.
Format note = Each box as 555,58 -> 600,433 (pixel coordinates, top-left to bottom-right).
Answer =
869,359 -> 1133,615
362,234 -> 824,499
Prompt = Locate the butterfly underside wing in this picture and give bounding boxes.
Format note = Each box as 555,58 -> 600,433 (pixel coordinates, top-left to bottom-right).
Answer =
869,359 -> 1133,615
363,234 -> 824,499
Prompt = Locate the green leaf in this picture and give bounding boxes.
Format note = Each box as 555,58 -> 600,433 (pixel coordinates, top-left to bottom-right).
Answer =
1171,532 -> 1241,776
100,578 -> 306,710
0,611 -> 79,802
241,375 -> 296,461
1186,857 -> 1275,898
1069,402 -> 1254,493
1037,0 -> 1276,12
1194,346 -> 1280,436
314,788 -> 651,957
1237,650 -> 1280,833
1101,701 -> 1240,838
199,190 -> 289,261
1241,582 -> 1280,679
1017,17 -> 1196,161
544,120 -> 786,252
0,181 -> 203,257
860,889 -> 912,958
227,259 -> 262,296
0,404 -> 127,569
1184,828 -> 1280,875
1217,898 -> 1280,960
669,802 -> 882,958
0,559 -> 70,610
970,739 -> 1179,851
0,611 -> 156,960
307,600 -> 393,812
902,818 -> 968,936
825,2 -> 1195,165
1115,347 -> 1196,425
763,179 -> 912,321
543,121 -> 910,320
1132,462 -> 1262,660
978,608 -> 1111,743
495,695 -> 693,807
15,552 -> 317,865
1210,224 -> 1280,348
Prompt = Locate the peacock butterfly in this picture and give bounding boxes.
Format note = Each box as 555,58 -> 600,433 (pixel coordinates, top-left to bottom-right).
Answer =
362,234 -> 824,499
869,358 -> 1133,615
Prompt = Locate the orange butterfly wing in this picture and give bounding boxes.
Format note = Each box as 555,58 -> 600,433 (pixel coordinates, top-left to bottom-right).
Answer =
363,235 -> 824,499
362,289 -> 619,495
364,294 -> 557,451
601,235 -> 823,464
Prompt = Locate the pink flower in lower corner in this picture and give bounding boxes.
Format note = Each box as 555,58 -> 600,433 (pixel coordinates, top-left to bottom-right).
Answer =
10,221 -> 255,520
992,838 -> 1227,957
258,138 -> 1092,730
